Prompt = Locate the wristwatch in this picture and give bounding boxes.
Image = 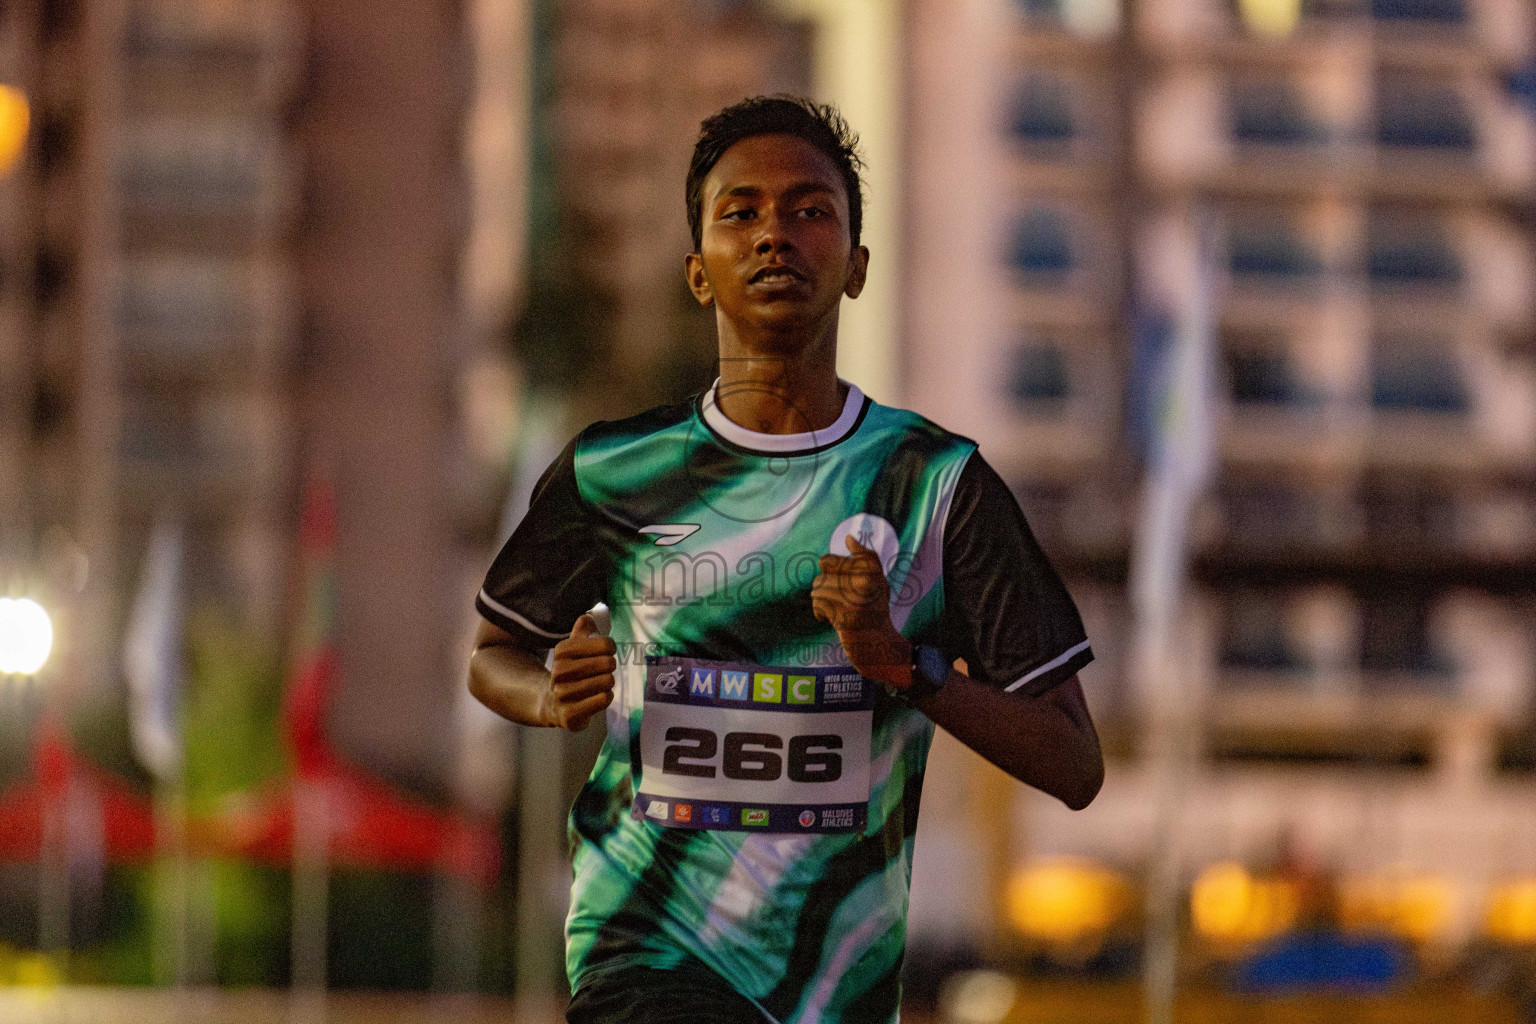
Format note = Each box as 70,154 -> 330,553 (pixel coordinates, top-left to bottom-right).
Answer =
903,644 -> 950,704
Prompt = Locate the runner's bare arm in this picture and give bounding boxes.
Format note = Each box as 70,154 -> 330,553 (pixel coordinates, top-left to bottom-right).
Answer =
814,536 -> 1103,810
915,672 -> 1102,810
468,613 -> 617,732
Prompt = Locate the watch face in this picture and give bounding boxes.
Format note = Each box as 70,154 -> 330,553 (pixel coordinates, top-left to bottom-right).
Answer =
916,646 -> 949,690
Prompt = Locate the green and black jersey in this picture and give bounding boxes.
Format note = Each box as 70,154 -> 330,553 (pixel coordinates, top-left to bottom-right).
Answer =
476,380 -> 1092,1024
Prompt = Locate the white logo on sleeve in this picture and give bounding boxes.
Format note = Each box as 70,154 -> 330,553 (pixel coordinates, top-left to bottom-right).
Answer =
829,513 -> 900,575
639,524 -> 701,546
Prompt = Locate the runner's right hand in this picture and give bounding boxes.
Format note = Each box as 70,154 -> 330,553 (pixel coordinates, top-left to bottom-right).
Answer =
544,613 -> 618,732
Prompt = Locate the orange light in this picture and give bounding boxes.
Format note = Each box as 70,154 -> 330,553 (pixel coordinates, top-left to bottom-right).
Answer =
1191,862 -> 1300,945
1487,880 -> 1536,945
1005,857 -> 1128,944
0,86 -> 29,177
1338,872 -> 1455,943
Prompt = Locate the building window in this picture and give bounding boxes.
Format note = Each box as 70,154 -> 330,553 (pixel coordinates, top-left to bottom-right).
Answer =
1219,478 -> 1324,549
1370,335 -> 1470,413
1228,219 -> 1323,280
1366,215 -> 1462,286
118,259 -> 252,353
120,126 -> 267,215
1370,0 -> 1468,24
1229,79 -> 1326,146
1008,342 -> 1071,406
1225,349 -> 1307,406
1361,477 -> 1456,549
1010,74 -> 1076,146
1375,77 -> 1476,150
1357,591 -> 1456,683
1009,207 -> 1076,275
1220,592 -> 1311,675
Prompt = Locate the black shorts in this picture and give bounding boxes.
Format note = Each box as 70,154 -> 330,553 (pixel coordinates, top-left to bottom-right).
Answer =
566,960 -> 772,1024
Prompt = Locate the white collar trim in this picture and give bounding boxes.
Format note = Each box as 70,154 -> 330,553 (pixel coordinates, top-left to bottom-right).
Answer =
700,377 -> 865,454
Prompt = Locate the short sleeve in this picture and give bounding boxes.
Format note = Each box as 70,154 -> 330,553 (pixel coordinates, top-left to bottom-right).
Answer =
933,452 -> 1093,697
475,435 -> 610,649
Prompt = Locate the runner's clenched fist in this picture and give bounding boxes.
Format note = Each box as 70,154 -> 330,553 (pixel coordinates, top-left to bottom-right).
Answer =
811,535 -> 913,690
544,613 -> 617,732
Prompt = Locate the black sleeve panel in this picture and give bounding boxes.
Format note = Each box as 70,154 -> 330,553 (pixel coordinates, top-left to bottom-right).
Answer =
475,434 -> 609,649
934,451 -> 1093,697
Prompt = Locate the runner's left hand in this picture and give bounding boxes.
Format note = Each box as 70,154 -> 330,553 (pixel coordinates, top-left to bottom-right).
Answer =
811,535 -> 912,689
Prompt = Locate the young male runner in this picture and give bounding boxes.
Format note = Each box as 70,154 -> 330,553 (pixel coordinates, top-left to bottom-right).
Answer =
468,96 -> 1103,1024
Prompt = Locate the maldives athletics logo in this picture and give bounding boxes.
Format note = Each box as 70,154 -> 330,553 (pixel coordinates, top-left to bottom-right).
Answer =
798,809 -> 816,828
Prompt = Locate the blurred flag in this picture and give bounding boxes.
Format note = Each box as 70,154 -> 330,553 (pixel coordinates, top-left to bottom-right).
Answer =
284,478 -> 341,780
1130,212 -> 1220,1024
1128,215 -> 1217,640
123,521 -> 187,781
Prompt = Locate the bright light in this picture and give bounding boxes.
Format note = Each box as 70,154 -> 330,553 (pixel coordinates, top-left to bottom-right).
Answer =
939,970 -> 1018,1024
1006,857 -> 1128,944
1338,871 -> 1455,943
0,85 -> 29,176
1487,880 -> 1536,945
1237,0 -> 1302,37
0,598 -> 53,675
1191,861 -> 1300,945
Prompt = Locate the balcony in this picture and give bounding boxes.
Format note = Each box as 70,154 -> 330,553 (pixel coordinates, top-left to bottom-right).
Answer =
1225,348 -> 1321,408
1009,207 -> 1077,276
1357,591 -> 1458,687
119,120 -> 288,229
1010,73 -> 1077,147
1365,216 -> 1462,288
1220,591 -> 1315,677
1369,337 -> 1470,414
1375,78 -> 1477,151
1008,342 -> 1073,407
1229,80 -> 1329,147
1227,220 -> 1325,283
1369,0 -> 1468,24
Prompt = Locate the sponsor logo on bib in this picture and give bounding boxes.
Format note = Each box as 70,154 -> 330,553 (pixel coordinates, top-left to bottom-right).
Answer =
645,800 -> 669,820
674,803 -> 692,823
742,808 -> 770,827
798,809 -> 816,828
655,666 -> 684,695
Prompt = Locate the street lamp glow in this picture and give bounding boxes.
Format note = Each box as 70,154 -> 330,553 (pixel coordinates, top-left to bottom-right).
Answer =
0,598 -> 53,675
0,85 -> 29,177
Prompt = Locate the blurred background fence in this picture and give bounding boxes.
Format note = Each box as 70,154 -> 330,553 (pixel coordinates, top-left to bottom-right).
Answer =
2,0 -> 1536,1021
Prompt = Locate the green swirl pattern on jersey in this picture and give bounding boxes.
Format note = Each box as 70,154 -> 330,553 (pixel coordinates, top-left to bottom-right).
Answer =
564,389 -> 976,1024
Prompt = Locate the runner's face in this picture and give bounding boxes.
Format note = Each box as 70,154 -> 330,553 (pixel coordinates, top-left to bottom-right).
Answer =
690,134 -> 867,339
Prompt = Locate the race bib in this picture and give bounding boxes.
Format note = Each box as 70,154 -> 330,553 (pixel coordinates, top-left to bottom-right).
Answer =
634,656 -> 873,834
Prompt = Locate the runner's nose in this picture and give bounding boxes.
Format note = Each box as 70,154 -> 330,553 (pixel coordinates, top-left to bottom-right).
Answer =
754,212 -> 793,254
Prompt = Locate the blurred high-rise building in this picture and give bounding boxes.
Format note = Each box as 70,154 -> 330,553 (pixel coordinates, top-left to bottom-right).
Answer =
908,0 -> 1536,949
521,0 -> 812,418
0,0 -> 302,760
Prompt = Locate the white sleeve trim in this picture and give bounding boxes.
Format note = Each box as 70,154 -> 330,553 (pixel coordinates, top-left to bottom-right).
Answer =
1002,639 -> 1091,693
477,589 -> 566,639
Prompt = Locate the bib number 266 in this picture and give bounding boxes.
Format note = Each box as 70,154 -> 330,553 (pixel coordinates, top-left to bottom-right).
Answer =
661,727 -> 843,783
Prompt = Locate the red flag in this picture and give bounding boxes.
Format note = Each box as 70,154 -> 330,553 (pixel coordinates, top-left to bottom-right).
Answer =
209,478 -> 499,886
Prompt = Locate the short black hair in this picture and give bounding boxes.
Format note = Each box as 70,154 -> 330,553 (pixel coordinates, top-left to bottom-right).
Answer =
686,95 -> 865,252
